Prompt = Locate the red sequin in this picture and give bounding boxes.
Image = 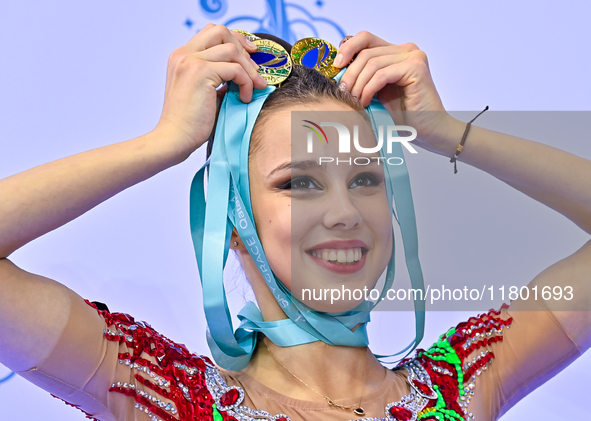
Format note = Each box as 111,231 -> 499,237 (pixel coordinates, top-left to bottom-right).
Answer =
411,378 -> 433,396
50,300 -> 513,421
394,306 -> 513,420
220,388 -> 240,406
389,405 -> 413,420
82,299 -> 237,421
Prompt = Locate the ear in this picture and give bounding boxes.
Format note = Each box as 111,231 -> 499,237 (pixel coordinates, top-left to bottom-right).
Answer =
229,227 -> 246,250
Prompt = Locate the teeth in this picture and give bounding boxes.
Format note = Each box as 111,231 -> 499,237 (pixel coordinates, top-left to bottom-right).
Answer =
309,248 -> 363,264
346,250 -> 354,262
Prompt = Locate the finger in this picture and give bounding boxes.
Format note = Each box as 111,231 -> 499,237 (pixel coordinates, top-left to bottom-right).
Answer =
339,35 -> 353,48
359,62 -> 412,107
350,55 -> 401,100
334,30 -> 390,68
399,42 -> 421,52
197,43 -> 267,89
190,24 -> 255,64
197,23 -> 216,35
210,62 -> 255,103
181,23 -> 216,52
230,29 -> 258,53
339,46 -> 404,95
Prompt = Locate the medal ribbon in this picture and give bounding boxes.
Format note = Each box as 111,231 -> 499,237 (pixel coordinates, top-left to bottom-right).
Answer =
189,69 -> 425,370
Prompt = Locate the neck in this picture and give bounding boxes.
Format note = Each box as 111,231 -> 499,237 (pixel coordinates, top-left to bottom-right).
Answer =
240,335 -> 389,404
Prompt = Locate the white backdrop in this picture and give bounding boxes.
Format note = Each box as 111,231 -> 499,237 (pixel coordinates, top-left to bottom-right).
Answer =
1,0 -> 590,419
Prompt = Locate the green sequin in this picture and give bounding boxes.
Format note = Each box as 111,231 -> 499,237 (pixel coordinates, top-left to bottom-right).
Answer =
416,328 -> 468,420
212,403 -> 224,421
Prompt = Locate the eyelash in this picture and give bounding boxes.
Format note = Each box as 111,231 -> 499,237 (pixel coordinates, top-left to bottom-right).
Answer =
278,173 -> 382,190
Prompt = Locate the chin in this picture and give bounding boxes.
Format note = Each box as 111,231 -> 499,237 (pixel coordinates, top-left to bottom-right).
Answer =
290,275 -> 380,314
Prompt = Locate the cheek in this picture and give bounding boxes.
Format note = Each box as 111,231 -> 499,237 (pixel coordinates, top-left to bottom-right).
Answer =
359,192 -> 394,255
254,198 -> 294,286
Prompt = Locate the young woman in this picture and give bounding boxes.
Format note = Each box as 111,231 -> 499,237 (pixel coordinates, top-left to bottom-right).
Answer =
0,24 -> 590,421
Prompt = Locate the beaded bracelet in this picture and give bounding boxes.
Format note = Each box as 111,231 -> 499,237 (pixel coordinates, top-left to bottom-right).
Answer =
450,106 -> 489,174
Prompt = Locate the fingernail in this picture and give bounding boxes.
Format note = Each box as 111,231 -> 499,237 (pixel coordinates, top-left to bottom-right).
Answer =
339,36 -> 351,48
258,75 -> 267,84
250,58 -> 259,69
246,39 -> 256,48
334,53 -> 344,67
338,82 -> 347,92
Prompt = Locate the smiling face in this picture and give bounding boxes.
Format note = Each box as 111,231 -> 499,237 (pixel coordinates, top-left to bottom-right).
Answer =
245,99 -> 393,313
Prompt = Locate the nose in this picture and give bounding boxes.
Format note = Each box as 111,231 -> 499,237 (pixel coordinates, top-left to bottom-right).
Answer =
322,186 -> 362,230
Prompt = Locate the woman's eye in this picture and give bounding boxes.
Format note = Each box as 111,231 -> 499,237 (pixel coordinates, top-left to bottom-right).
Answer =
279,176 -> 320,190
349,173 -> 380,188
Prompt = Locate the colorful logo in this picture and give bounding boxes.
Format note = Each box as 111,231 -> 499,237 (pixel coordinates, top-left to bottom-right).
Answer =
303,120 -> 330,153
304,121 -> 418,155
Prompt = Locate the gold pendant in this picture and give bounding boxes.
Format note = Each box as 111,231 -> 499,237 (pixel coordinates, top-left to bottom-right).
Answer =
353,407 -> 365,416
251,39 -> 293,85
291,38 -> 340,78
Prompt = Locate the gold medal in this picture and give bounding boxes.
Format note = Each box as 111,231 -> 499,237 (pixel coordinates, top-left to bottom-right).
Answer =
251,38 -> 292,85
232,29 -> 260,42
291,38 -> 340,78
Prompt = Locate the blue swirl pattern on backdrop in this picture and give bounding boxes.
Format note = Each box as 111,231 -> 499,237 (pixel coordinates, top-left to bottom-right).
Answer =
199,0 -> 229,19
0,371 -> 15,386
198,0 -> 345,44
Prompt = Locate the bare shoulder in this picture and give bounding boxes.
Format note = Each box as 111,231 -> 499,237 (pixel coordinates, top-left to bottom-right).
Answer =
0,258 -> 71,371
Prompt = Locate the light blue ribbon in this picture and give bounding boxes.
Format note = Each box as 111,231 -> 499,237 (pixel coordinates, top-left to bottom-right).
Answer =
190,69 -> 425,370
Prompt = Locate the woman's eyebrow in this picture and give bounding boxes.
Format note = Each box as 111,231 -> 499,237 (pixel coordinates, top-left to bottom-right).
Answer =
267,159 -> 324,177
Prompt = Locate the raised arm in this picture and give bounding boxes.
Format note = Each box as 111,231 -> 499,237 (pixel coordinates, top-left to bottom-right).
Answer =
337,31 -> 591,419
336,31 -> 591,237
0,25 -> 265,260
0,24 -> 265,376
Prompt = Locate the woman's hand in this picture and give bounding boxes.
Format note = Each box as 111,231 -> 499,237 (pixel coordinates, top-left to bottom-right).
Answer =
335,31 -> 450,147
154,24 -> 268,159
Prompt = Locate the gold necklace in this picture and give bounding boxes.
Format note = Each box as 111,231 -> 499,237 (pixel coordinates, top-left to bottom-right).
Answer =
262,340 -> 368,416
